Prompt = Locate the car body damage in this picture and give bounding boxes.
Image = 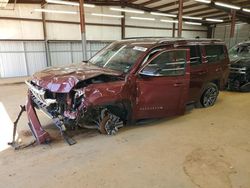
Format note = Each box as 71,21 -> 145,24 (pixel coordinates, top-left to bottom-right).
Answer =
31,63 -> 123,93
26,63 -> 129,144
228,41 -> 250,92
23,38 -> 229,145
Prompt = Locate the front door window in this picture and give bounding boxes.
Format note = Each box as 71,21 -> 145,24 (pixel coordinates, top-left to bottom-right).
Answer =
135,49 -> 190,119
140,50 -> 186,77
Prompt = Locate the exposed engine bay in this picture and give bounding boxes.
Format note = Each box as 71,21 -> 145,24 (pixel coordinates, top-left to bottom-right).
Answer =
228,59 -> 250,92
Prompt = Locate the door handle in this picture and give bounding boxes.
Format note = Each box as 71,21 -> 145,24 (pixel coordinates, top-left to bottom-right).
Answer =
198,71 -> 207,75
174,83 -> 184,87
216,67 -> 222,72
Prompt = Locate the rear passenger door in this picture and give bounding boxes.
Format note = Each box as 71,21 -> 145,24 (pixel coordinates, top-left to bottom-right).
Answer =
180,45 -> 205,102
203,45 -> 227,88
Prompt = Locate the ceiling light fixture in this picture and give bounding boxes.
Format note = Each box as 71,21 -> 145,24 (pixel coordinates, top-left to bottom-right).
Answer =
83,4 -> 95,8
160,19 -> 178,23
214,2 -> 241,10
194,0 -> 211,3
34,8 -> 77,14
206,18 -> 223,22
46,0 -> 95,7
183,16 -> 202,20
110,7 -> 144,14
130,16 -> 155,21
242,8 -> 250,13
150,12 -> 177,17
0,0 -> 8,8
185,21 -> 202,25
91,13 -> 124,18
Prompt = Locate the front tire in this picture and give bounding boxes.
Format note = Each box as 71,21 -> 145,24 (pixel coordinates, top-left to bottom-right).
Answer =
98,108 -> 124,135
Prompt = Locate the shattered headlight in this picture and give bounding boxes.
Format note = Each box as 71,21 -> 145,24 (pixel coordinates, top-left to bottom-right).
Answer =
74,89 -> 85,98
72,89 -> 86,109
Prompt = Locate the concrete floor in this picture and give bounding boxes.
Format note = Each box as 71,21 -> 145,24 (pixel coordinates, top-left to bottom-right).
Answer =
0,83 -> 249,188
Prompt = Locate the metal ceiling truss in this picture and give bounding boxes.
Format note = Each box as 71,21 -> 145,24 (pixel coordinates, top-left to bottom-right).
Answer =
6,0 -> 250,24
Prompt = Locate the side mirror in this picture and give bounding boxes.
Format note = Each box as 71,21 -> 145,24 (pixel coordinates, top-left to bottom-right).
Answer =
139,66 -> 160,77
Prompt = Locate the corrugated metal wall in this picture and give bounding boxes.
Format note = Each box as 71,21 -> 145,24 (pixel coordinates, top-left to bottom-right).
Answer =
214,23 -> 250,48
0,40 -> 110,78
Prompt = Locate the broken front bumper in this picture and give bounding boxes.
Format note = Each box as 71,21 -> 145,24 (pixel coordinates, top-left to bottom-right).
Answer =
228,67 -> 250,92
26,91 -> 52,144
25,81 -> 77,145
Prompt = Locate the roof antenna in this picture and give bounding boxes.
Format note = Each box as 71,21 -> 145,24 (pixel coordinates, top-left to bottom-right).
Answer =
195,36 -> 200,39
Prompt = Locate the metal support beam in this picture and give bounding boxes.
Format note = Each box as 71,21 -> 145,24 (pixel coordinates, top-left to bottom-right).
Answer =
41,6 -> 51,67
121,1 -> 126,40
212,25 -> 216,38
178,0 -> 183,38
207,26 -> 213,39
230,10 -> 236,38
23,42 -> 30,76
121,1 -> 126,39
121,12 -> 125,39
172,23 -> 176,38
79,0 -> 87,61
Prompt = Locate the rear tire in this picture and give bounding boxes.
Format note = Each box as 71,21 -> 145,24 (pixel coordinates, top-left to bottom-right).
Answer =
197,83 -> 219,108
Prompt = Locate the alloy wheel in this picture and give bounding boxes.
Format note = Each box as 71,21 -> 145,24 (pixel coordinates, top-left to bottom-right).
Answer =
202,87 -> 218,107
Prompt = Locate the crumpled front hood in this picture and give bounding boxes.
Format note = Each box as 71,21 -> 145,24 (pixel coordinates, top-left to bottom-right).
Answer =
230,58 -> 250,68
31,63 -> 122,93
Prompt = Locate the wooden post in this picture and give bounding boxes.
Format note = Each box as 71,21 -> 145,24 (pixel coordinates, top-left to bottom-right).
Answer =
178,0 -> 183,38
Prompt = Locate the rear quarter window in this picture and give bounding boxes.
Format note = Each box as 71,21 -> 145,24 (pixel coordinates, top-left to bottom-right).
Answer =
205,45 -> 225,63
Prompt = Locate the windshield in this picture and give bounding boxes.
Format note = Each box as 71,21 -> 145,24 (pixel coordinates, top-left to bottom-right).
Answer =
89,42 -> 147,73
229,42 -> 250,61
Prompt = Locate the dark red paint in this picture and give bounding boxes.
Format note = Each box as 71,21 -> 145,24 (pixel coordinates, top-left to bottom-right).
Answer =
26,38 -> 230,144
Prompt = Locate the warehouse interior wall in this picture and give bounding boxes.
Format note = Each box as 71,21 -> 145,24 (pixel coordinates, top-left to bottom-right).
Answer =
0,40 -> 110,77
0,4 -> 208,40
0,3 -> 206,77
214,23 -> 250,49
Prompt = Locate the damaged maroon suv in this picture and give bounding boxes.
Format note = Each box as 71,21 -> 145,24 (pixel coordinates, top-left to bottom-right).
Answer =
25,38 -> 229,145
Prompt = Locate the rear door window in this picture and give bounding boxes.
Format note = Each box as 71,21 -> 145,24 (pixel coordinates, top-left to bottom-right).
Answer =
204,45 -> 225,63
183,45 -> 201,66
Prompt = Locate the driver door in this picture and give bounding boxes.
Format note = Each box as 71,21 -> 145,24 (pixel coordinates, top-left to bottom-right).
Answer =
135,49 -> 190,119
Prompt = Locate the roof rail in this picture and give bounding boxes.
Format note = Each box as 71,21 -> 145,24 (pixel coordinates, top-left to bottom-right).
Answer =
123,37 -> 165,40
159,38 -> 184,44
159,38 -> 222,44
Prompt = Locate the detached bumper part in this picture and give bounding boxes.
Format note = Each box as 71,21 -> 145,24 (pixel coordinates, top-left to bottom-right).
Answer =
240,82 -> 250,92
27,91 -> 77,145
26,92 -> 51,144
228,64 -> 250,92
52,116 -> 76,145
228,80 -> 250,92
